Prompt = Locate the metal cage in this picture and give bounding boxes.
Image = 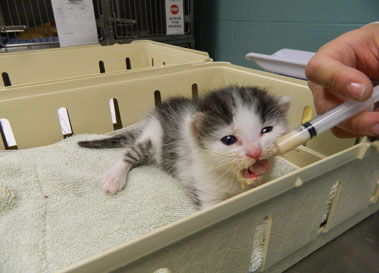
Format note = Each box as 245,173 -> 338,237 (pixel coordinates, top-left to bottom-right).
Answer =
104,0 -> 193,47
0,0 -> 59,51
0,0 -> 194,52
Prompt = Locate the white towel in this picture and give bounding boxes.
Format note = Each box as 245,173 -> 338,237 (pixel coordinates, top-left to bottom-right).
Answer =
0,134 -> 295,273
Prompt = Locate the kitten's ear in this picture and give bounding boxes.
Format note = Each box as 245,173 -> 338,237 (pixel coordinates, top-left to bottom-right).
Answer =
278,96 -> 290,112
190,112 -> 205,136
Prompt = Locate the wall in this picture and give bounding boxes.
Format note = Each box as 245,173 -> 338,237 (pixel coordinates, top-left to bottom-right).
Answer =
194,0 -> 379,70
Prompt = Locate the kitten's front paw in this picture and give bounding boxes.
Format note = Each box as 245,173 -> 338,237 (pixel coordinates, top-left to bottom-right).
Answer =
102,171 -> 126,194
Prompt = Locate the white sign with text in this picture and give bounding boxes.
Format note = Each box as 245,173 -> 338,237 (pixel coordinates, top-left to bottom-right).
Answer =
165,0 -> 184,35
51,0 -> 98,47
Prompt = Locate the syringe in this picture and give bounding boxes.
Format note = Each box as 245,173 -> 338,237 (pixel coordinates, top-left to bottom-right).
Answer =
276,85 -> 379,154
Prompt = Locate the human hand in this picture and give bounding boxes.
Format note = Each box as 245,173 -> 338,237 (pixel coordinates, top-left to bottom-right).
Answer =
305,23 -> 379,138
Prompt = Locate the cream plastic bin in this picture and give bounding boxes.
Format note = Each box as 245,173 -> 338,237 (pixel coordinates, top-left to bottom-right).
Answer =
0,40 -> 211,88
0,62 -> 378,273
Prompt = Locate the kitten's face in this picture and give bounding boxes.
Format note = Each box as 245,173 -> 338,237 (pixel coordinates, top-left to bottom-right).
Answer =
203,106 -> 288,179
193,86 -> 289,184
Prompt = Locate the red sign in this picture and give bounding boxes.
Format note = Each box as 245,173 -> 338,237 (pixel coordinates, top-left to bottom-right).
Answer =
170,4 -> 179,15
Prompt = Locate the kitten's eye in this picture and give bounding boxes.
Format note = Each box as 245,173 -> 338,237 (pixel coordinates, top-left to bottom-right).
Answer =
220,135 -> 237,145
261,126 -> 273,135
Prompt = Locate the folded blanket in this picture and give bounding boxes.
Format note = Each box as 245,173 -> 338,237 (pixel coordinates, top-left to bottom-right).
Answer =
0,134 -> 295,273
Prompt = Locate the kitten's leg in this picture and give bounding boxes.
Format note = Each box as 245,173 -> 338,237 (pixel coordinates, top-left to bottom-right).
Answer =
102,116 -> 161,194
102,140 -> 154,194
102,158 -> 132,194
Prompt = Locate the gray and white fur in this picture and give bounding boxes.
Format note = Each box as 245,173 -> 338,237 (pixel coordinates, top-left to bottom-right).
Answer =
78,85 -> 290,209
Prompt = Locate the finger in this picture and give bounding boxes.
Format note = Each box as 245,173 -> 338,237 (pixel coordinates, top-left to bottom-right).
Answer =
308,81 -> 348,102
307,82 -> 379,137
338,111 -> 379,136
305,53 -> 373,101
308,81 -> 348,114
330,127 -> 362,138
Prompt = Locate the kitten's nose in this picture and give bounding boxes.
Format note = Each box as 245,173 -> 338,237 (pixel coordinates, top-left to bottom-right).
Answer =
246,143 -> 262,160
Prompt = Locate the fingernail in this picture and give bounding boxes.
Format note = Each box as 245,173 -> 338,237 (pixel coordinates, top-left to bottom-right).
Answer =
346,83 -> 366,100
372,123 -> 379,135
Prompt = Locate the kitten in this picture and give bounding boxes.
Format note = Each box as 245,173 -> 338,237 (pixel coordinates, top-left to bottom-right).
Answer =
78,85 -> 290,209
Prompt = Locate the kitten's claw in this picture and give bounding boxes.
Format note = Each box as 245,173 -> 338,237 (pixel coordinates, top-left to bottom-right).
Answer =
102,171 -> 127,194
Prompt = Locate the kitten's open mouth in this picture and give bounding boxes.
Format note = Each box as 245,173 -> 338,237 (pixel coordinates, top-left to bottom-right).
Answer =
241,159 -> 270,180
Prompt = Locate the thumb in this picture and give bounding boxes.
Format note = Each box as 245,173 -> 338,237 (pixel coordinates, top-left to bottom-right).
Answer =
305,54 -> 374,101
